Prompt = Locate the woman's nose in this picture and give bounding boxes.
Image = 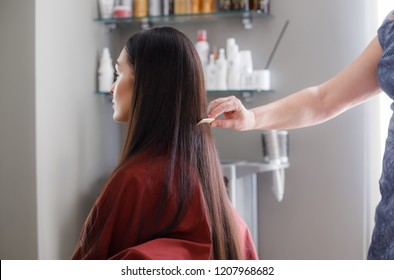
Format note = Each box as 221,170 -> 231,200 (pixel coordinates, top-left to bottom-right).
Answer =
109,83 -> 115,95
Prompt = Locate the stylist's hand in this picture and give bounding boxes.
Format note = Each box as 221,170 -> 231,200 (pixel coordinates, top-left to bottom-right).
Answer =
207,96 -> 256,131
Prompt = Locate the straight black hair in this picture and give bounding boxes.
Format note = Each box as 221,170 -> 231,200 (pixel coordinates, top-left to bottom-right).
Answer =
75,26 -> 243,259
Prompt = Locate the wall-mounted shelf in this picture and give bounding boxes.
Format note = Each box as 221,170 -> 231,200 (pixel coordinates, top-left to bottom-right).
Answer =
96,89 -> 273,102
221,159 -> 288,202
96,89 -> 271,95
95,10 -> 271,29
221,160 -> 289,179
206,89 -> 272,94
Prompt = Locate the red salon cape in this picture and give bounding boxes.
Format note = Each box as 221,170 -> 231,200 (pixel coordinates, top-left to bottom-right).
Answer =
72,151 -> 258,260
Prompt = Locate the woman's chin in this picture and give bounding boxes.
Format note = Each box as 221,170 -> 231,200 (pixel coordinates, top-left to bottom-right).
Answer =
113,113 -> 127,123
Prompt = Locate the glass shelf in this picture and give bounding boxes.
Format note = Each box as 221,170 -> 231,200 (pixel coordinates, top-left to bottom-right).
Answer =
95,89 -> 272,96
94,10 -> 271,26
221,160 -> 289,179
206,89 -> 272,94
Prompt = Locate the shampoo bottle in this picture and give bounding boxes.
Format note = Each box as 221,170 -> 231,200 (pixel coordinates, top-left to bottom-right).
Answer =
98,0 -> 115,19
215,48 -> 227,90
149,0 -> 161,16
195,29 -> 210,68
239,50 -> 253,89
133,0 -> 148,17
174,0 -> 188,14
163,0 -> 169,15
226,37 -> 236,62
201,0 -> 214,13
205,54 -> 216,90
98,48 -> 114,92
219,0 -> 231,11
228,44 -> 240,89
191,0 -> 200,14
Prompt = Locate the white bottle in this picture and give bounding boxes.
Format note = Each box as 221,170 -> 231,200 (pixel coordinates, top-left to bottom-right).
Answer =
226,37 -> 236,63
215,48 -> 227,90
205,54 -> 216,90
98,48 -> 114,92
149,0 -> 161,16
98,0 -> 115,19
239,50 -> 253,89
228,44 -> 240,89
163,0 -> 170,15
195,29 -> 210,68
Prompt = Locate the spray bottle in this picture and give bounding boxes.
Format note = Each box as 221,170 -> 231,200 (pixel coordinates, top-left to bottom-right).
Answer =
195,29 -> 210,68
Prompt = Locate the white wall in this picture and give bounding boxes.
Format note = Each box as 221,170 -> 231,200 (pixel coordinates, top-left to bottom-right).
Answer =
0,0 -> 37,259
35,0 -> 120,259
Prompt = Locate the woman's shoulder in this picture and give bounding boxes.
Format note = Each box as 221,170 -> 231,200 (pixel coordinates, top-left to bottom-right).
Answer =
105,150 -> 169,195
378,10 -> 394,49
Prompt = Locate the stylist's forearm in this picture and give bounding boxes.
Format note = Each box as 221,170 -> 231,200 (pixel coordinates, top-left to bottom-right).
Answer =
251,86 -> 329,130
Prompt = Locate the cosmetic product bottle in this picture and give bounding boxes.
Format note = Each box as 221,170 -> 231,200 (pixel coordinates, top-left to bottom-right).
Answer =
149,0 -> 161,16
133,0 -> 148,17
200,0 -> 214,13
226,38 -> 236,62
226,38 -> 235,88
256,0 -> 270,13
113,6 -> 132,17
250,0 -> 257,10
252,69 -> 270,90
205,54 -> 216,90
263,0 -> 270,14
227,44 -> 240,89
161,0 -> 170,16
174,0 -> 188,14
241,0 -> 250,10
239,50 -> 253,89
195,29 -> 210,68
191,0 -> 200,14
215,48 -> 227,90
98,0 -> 115,19
231,0 -> 242,11
113,0 -> 132,18
98,48 -> 114,92
219,0 -> 231,11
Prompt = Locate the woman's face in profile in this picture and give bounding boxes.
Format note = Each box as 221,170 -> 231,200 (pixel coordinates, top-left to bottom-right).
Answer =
110,48 -> 134,122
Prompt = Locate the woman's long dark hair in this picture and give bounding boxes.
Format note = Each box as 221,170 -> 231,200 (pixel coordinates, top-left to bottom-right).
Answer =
75,27 -> 242,259
123,27 -> 242,259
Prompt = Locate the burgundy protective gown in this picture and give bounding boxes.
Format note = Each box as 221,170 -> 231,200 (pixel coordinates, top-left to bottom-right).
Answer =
72,150 -> 258,260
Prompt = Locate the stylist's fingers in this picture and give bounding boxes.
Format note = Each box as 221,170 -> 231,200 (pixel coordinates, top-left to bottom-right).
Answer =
207,96 -> 254,131
210,118 -> 239,129
210,110 -> 255,131
207,96 -> 244,118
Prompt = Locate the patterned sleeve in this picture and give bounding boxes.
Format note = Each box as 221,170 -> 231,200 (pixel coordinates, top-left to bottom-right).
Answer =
377,11 -> 394,97
378,11 -> 394,54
